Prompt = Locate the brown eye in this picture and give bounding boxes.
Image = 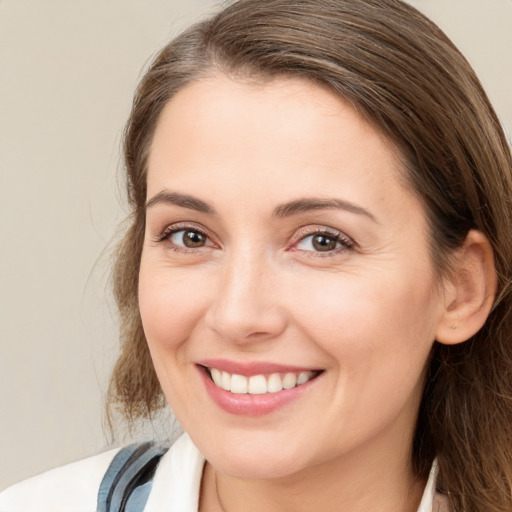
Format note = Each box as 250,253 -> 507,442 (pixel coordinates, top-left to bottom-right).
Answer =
294,230 -> 352,254
183,230 -> 206,247
311,234 -> 339,252
170,229 -> 208,248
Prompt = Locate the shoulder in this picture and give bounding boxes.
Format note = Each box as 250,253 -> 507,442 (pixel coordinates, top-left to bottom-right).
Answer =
0,447 -> 121,512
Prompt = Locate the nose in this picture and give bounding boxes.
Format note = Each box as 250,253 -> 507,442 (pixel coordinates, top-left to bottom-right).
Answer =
204,250 -> 288,344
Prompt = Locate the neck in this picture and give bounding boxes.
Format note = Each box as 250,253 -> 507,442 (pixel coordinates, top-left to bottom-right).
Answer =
200,433 -> 426,512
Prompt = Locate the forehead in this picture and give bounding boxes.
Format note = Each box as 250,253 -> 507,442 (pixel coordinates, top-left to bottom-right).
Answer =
147,74 -> 407,196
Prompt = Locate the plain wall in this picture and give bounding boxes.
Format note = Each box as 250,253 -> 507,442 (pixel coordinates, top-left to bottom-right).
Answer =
1,0 -> 511,490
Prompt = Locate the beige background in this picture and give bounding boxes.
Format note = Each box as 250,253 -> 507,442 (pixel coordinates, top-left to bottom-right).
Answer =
0,0 -> 511,491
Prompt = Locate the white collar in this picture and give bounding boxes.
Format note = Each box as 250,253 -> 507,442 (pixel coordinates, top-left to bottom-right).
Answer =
145,434 -> 439,512
417,460 -> 438,512
144,433 -> 205,512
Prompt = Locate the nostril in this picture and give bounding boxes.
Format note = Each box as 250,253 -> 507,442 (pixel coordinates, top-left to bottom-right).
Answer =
204,303 -> 288,344
247,331 -> 272,339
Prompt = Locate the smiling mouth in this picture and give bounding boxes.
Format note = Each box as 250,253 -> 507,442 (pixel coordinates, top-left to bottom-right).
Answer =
203,366 -> 323,395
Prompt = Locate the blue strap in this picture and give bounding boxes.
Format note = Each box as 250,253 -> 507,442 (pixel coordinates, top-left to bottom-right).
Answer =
97,442 -> 168,512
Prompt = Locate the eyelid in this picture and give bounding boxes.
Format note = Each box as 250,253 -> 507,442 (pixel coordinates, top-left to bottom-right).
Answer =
153,222 -> 217,249
288,225 -> 355,253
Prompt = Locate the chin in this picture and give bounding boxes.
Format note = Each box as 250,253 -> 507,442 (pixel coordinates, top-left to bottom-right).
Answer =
212,455 -> 303,481
200,434 -> 309,480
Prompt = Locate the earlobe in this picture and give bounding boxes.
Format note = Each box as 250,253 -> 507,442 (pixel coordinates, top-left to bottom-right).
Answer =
436,230 -> 497,345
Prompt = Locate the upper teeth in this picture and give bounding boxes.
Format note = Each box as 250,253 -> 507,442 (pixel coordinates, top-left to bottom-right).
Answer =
208,368 -> 316,394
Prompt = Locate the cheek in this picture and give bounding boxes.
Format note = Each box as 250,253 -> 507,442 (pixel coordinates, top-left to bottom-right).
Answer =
291,272 -> 438,432
137,264 -> 215,418
138,265 -> 208,352
288,268 -> 439,370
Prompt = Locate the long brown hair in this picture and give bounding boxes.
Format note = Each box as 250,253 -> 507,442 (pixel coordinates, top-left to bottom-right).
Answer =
108,1 -> 512,509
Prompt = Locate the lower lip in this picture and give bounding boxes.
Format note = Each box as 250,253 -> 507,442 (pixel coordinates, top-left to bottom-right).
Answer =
198,366 -> 321,416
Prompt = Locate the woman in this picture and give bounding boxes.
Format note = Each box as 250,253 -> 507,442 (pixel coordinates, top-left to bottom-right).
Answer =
1,0 -> 511,510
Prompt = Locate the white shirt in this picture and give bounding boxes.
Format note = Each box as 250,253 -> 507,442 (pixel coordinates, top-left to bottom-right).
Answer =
0,433 -> 443,511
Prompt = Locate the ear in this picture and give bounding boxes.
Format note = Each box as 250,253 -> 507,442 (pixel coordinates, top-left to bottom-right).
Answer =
436,230 -> 497,345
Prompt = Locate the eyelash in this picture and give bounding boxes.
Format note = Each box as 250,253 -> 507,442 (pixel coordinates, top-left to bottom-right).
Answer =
153,224 -> 213,252
290,227 -> 355,257
153,224 -> 354,257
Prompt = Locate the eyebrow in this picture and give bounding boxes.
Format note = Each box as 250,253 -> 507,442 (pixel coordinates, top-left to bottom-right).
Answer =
145,191 -> 215,214
273,197 -> 378,223
145,190 -> 377,223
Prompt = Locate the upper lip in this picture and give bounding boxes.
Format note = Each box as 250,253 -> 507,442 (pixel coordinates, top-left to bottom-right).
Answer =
197,358 -> 322,376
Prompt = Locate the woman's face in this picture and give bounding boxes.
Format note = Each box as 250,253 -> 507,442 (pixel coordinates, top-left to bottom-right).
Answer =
139,75 -> 446,479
